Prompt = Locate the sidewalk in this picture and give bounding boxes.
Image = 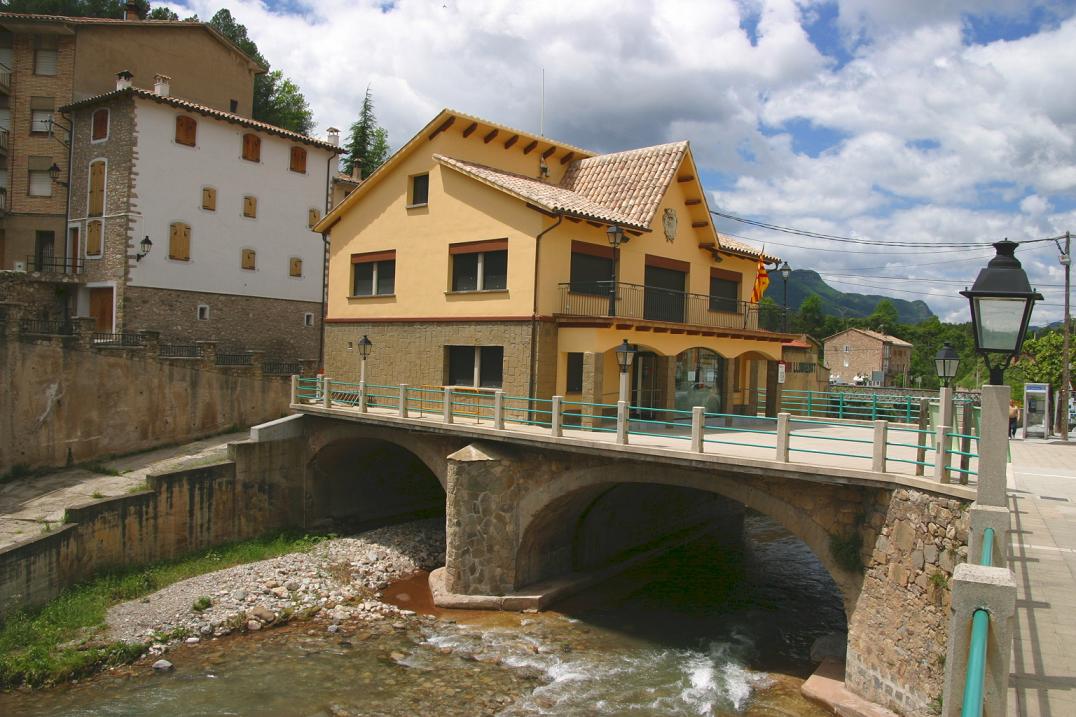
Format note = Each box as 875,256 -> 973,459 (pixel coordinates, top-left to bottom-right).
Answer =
0,431 -> 246,549
1007,438 -> 1076,716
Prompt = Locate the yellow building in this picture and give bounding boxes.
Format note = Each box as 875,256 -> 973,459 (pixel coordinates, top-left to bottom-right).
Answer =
317,109 -> 792,417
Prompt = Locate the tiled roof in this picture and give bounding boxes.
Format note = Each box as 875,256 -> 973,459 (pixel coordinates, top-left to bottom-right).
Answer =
858,328 -> 914,347
715,235 -> 779,262
434,155 -> 649,230
60,87 -> 340,151
334,173 -> 360,186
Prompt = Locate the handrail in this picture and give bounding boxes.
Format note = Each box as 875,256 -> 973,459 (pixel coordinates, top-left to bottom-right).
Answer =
981,526 -> 995,567
961,609 -> 990,717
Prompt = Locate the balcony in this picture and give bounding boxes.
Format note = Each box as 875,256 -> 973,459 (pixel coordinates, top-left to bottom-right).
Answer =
25,253 -> 84,277
557,281 -> 789,333
0,63 -> 9,94
0,187 -> 6,216
0,128 -> 8,157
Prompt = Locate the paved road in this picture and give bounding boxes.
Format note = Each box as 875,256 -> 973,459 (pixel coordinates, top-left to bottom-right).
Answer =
1007,438 -> 1076,716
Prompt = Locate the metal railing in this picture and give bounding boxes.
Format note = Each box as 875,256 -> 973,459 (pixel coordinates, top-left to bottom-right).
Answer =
264,359 -> 301,375
0,187 -> 6,215
959,525 -> 998,717
19,318 -> 74,336
0,63 -> 9,93
25,254 -> 82,275
159,343 -> 200,358
216,352 -> 253,366
557,282 -> 788,332
91,332 -> 145,347
758,388 -> 978,425
0,128 -> 8,154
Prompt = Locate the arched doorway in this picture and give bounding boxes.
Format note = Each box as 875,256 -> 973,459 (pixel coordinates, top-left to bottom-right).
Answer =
674,347 -> 726,413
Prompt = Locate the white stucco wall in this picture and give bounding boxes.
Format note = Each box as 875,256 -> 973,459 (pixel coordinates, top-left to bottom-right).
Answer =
127,100 -> 332,302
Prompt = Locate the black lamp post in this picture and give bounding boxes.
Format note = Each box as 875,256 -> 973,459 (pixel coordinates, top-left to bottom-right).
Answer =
48,163 -> 68,188
615,338 -> 637,404
779,261 -> 791,332
607,225 -> 626,317
961,239 -> 1043,385
934,342 -> 960,388
357,334 -> 372,383
135,235 -> 152,262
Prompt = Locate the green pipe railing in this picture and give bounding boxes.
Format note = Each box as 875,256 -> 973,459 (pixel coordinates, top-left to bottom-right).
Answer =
962,608 -> 991,717
981,526 -> 995,567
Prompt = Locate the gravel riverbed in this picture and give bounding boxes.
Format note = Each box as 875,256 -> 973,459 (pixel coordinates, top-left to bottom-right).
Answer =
106,519 -> 446,653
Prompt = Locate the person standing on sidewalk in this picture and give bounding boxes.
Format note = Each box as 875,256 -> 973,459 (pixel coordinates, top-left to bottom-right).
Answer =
1009,399 -> 1021,439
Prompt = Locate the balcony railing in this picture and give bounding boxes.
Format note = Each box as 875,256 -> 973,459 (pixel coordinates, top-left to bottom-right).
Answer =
557,282 -> 788,332
92,332 -> 146,348
0,128 -> 9,155
0,63 -> 9,94
26,254 -> 83,275
19,318 -> 74,336
0,187 -> 6,216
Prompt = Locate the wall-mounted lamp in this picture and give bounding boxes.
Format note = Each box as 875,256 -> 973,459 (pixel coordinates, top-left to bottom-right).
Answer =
538,158 -> 550,179
136,235 -> 152,262
48,163 -> 68,187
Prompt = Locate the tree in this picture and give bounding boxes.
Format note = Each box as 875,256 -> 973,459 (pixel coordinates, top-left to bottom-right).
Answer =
252,70 -> 313,135
343,87 -> 390,178
867,299 -> 900,334
793,294 -> 825,337
3,0 -> 149,18
146,6 -> 178,20
207,8 -> 267,68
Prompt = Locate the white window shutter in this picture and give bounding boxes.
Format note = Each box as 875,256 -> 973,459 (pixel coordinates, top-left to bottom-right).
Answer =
29,170 -> 51,197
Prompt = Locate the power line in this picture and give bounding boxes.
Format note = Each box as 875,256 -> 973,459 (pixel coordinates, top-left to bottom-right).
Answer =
820,276 -> 1064,306
720,229 -> 994,256
816,271 -> 1065,288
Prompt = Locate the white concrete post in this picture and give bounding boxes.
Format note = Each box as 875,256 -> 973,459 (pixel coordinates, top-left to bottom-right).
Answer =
934,424 -> 951,483
359,356 -> 367,385
618,369 -> 630,406
551,396 -> 563,437
941,563 -> 1017,717
775,412 -> 791,462
493,390 -> 504,430
359,381 -> 368,413
443,387 -> 454,424
939,386 -> 954,442
872,420 -> 888,473
616,400 -> 629,445
399,384 -> 409,418
978,384 -> 1011,508
691,406 -> 705,453
290,374 -> 299,404
969,504 -> 1010,568
322,377 -> 332,409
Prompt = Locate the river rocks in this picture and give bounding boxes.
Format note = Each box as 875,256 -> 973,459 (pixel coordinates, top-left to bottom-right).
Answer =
151,659 -> 173,672
247,620 -> 263,631
251,606 -> 276,624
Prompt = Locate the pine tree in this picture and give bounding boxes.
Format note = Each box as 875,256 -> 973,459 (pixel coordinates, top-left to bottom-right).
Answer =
343,88 -> 389,179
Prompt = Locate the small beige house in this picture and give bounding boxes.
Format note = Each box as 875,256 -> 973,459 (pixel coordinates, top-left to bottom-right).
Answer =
824,328 -> 912,387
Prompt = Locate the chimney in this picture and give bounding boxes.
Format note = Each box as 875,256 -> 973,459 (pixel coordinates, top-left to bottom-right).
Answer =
153,74 -> 171,97
115,70 -> 134,90
326,127 -> 339,147
351,160 -> 362,181
124,1 -> 140,21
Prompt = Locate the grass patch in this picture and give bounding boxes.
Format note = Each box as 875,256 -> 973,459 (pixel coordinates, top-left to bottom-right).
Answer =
0,531 -> 329,689
125,481 -> 150,495
191,596 -> 212,612
829,531 -> 864,573
929,571 -> 949,589
90,491 -> 105,500
84,463 -> 124,477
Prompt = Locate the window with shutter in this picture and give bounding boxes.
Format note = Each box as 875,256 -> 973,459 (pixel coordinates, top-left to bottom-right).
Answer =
28,169 -> 51,196
169,222 -> 190,261
175,116 -> 196,146
289,257 -> 302,277
30,110 -> 52,134
201,186 -> 216,211
88,160 -> 105,216
34,49 -> 57,76
308,208 -> 320,228
86,220 -> 102,256
241,249 -> 256,270
91,109 -> 109,141
290,146 -> 307,173
243,196 -> 257,218
241,133 -> 261,162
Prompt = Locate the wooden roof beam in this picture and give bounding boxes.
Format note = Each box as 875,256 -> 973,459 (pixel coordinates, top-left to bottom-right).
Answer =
560,151 -> 576,165
685,198 -> 701,206
677,174 -> 694,182
504,134 -> 519,150
541,146 -> 557,159
692,221 -> 708,228
523,140 -> 538,155
483,128 -> 499,143
462,121 -> 478,138
428,115 -> 455,140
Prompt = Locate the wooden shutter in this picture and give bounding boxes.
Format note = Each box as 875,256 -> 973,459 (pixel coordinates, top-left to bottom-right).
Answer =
243,196 -> 257,218
175,116 -> 196,146
289,257 -> 302,277
88,161 -> 105,216
91,109 -> 108,140
241,248 -> 256,270
86,220 -> 102,255
308,208 -> 320,228
290,146 -> 307,173
169,222 -> 190,261
202,186 -> 216,211
242,133 -> 261,162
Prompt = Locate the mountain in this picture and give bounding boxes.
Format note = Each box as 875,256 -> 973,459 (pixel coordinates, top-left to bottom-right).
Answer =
766,269 -> 935,324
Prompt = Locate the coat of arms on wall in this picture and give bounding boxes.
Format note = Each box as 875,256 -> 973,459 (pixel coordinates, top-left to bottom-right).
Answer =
663,208 -> 678,243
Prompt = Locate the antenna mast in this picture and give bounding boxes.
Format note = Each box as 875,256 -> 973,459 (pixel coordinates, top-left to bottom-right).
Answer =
539,67 -> 545,136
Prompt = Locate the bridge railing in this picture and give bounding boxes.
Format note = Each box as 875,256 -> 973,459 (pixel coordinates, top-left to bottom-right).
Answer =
757,388 -> 979,429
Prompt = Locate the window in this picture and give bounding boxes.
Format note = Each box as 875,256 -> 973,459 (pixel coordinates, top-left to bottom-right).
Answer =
33,49 -> 57,76
88,160 -> 105,216
28,166 -> 52,197
303,312 -> 314,327
175,115 -> 196,146
30,110 -> 52,134
308,208 -> 320,228
289,257 -> 302,277
91,109 -> 109,141
86,219 -> 103,256
242,195 -> 257,218
229,99 -> 238,113
290,147 -> 307,173
447,346 -> 503,388
169,222 -> 190,261
569,241 -> 614,295
409,173 -> 429,206
843,345 -> 850,353
709,269 -> 740,312
202,186 -> 216,211
241,248 -> 256,270
197,305 -> 209,321
351,251 -> 395,296
450,240 -> 507,291
566,352 -> 584,393
241,133 -> 261,162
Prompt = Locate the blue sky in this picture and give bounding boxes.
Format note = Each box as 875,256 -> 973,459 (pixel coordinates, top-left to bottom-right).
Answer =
165,0 -> 1075,323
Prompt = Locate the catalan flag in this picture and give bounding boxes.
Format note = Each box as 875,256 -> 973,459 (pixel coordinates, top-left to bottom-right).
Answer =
749,255 -> 770,303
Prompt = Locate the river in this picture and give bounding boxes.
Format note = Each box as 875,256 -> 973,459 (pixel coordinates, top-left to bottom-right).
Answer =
0,514 -> 845,716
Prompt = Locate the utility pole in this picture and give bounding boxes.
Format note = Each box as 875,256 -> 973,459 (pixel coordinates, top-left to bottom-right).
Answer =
1058,231 -> 1071,441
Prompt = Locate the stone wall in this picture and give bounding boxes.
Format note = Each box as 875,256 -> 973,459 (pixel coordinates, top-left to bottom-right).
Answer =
0,272 -> 75,319
846,488 -> 971,716
0,333 -> 292,474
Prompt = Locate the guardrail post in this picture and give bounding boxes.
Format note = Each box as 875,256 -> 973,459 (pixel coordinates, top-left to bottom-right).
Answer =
959,402 -> 973,483
775,412 -> 790,462
359,381 -> 368,413
934,424 -> 950,482
691,406 -> 704,452
838,392 -> 845,419
807,390 -> 814,417
978,384 -> 1010,507
290,374 -> 299,404
871,394 -> 878,420
941,563 -> 1016,717
399,384 -> 409,418
616,400 -> 628,445
322,377 -> 332,409
493,390 -> 504,429
443,387 -> 453,424
872,419 -> 888,473
551,396 -> 563,437
915,398 -> 929,476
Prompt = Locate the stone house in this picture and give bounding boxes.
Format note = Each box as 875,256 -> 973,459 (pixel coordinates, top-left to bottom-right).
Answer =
823,327 -> 913,387
315,108 -> 795,415
57,73 -> 339,356
780,334 -> 829,392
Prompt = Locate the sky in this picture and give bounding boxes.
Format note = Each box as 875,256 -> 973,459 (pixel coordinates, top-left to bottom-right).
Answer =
163,0 -> 1076,324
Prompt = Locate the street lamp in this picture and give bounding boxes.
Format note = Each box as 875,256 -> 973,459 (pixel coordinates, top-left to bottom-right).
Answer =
357,334 -> 372,383
960,239 -> 1043,385
615,339 -> 637,405
934,342 -> 960,388
779,261 -> 791,332
607,225 -> 627,317
48,163 -> 68,187
135,235 -> 152,262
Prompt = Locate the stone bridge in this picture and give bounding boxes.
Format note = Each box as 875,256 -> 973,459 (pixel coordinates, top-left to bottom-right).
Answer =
246,400 -> 976,717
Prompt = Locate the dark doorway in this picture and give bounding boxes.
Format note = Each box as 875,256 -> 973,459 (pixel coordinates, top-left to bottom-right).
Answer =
643,265 -> 685,322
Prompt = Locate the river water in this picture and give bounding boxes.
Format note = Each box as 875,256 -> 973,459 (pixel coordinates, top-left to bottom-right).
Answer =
1,514 -> 845,716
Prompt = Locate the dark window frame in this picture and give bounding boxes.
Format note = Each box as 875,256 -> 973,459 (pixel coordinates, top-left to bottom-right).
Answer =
352,258 -> 395,296
451,249 -> 507,292
410,173 -> 429,206
566,352 -> 584,393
